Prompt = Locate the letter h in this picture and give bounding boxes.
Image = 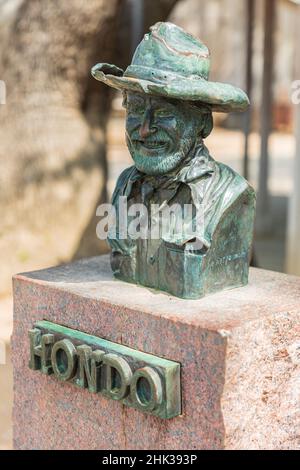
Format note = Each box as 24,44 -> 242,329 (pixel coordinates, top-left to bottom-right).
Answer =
28,328 -> 54,374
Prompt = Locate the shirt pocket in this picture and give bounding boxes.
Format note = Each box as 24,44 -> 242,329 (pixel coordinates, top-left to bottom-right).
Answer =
160,242 -> 185,297
161,242 -> 205,298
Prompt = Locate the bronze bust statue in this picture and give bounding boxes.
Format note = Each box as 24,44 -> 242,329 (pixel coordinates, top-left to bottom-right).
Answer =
92,22 -> 256,299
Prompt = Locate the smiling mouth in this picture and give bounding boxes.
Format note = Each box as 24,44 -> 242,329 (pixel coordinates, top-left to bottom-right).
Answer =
134,140 -> 168,150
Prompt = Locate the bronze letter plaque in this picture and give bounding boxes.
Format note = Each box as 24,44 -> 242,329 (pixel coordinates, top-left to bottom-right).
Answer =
29,321 -> 181,419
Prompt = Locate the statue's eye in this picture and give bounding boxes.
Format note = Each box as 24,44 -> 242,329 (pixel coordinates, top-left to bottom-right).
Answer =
127,105 -> 144,115
154,108 -> 173,118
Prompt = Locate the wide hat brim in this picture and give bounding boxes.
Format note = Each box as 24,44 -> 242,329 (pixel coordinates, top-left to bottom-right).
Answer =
91,63 -> 249,113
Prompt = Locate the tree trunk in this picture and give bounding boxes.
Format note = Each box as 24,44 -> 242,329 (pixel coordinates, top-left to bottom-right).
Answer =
0,0 -> 178,295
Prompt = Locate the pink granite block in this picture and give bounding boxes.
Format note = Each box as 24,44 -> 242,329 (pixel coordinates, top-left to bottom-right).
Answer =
12,255 -> 300,449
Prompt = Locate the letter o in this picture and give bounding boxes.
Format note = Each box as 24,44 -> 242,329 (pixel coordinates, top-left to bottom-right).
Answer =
103,353 -> 132,400
51,339 -> 77,381
130,367 -> 162,412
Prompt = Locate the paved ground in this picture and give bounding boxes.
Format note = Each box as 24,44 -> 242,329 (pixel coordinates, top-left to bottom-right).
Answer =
0,345 -> 12,450
0,297 -> 13,450
0,115 -> 295,449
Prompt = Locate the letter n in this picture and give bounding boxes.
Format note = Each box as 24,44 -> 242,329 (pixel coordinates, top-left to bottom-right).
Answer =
76,345 -> 105,393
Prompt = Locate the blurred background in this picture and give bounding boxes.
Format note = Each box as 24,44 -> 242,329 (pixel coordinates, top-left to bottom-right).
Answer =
0,0 -> 300,449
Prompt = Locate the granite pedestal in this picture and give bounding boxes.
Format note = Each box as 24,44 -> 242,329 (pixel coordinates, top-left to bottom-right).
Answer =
12,255 -> 300,449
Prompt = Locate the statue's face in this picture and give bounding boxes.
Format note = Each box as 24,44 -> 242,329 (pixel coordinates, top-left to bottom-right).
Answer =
125,92 -> 206,175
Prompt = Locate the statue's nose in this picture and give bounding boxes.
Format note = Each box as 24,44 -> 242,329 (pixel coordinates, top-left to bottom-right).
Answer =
139,109 -> 156,139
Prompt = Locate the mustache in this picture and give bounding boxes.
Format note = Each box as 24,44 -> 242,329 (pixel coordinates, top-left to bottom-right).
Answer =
128,130 -> 172,142
126,134 -> 194,158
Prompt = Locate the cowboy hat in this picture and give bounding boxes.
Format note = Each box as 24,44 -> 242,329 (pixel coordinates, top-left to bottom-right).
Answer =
91,22 -> 249,113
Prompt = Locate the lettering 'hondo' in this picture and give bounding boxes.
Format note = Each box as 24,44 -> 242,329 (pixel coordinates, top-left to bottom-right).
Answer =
28,321 -> 181,419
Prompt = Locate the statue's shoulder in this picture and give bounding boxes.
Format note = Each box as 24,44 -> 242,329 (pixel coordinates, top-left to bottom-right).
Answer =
116,165 -> 136,186
111,165 -> 137,203
215,161 -> 255,207
202,160 -> 256,245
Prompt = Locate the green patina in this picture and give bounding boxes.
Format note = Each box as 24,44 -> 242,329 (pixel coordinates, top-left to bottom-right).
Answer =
35,320 -> 175,368
29,321 -> 181,419
92,22 -> 256,299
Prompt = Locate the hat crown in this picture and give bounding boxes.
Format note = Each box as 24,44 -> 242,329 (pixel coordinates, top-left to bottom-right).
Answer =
127,22 -> 210,81
91,22 -> 249,113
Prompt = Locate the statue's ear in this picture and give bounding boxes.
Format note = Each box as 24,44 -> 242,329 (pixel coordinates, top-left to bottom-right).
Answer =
201,112 -> 213,139
122,91 -> 127,108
